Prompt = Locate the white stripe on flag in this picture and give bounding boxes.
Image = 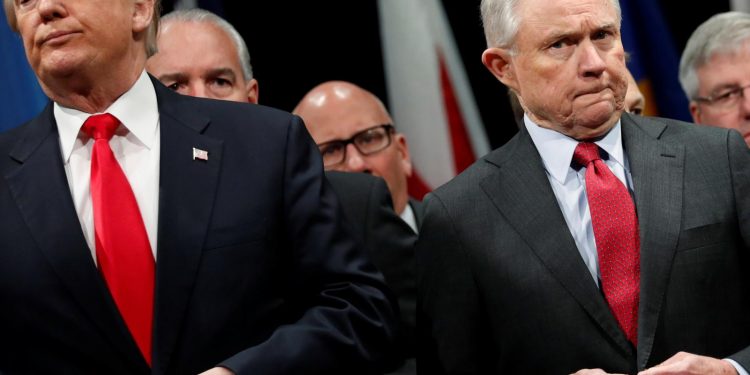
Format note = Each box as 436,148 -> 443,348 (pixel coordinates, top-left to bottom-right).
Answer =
731,0 -> 750,12
379,0 -> 489,190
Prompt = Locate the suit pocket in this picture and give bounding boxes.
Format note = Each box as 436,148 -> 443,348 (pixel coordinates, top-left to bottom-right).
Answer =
675,222 -> 731,253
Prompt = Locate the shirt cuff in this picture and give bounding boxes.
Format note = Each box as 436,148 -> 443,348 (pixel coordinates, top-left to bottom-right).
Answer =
725,358 -> 748,375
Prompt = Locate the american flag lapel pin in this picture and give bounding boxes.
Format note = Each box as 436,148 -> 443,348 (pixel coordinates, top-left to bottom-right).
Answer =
193,147 -> 209,161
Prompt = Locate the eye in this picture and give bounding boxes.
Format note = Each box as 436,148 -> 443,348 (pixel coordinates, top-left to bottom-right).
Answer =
166,82 -> 181,91
319,143 -> 343,157
550,39 -> 569,49
212,78 -> 231,87
715,88 -> 742,103
358,130 -> 385,145
593,30 -> 609,40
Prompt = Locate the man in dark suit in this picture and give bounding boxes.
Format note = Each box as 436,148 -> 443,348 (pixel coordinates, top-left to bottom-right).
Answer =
327,171 -> 418,375
145,11 -> 417,372
293,81 -> 424,234
0,0 -> 397,374
417,0 -> 750,374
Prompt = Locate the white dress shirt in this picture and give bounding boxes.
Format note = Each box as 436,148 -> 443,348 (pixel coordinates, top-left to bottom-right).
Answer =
400,202 -> 418,234
56,71 -> 161,262
524,115 -> 632,284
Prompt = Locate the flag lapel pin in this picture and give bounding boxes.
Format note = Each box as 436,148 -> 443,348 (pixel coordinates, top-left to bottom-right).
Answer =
193,147 -> 209,161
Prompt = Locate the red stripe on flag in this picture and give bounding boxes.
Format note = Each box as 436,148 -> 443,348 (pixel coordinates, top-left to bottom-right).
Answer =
407,169 -> 432,200
438,52 -> 476,174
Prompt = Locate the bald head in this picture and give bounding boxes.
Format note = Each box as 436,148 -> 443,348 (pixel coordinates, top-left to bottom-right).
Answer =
294,81 -> 413,215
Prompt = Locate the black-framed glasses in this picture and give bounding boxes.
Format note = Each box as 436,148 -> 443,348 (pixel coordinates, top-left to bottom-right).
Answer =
317,124 -> 394,167
695,83 -> 750,110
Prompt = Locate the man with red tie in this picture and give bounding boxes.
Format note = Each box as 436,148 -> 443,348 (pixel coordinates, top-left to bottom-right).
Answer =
416,0 -> 750,374
0,0 -> 397,374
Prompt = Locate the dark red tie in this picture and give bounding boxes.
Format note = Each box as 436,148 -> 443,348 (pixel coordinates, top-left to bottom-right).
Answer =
573,142 -> 640,346
83,113 -> 154,365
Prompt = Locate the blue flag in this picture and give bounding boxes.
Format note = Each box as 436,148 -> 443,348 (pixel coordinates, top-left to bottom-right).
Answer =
620,0 -> 691,121
0,6 -> 48,131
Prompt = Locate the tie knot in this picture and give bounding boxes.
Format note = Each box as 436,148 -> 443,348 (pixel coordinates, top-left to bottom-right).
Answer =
573,142 -> 602,166
82,113 -> 120,141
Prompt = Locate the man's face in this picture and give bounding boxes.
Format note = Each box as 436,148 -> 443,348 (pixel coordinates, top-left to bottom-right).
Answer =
13,0 -> 151,86
146,21 -> 258,103
296,89 -> 412,215
690,42 -> 750,145
624,69 -> 645,115
483,0 -> 627,140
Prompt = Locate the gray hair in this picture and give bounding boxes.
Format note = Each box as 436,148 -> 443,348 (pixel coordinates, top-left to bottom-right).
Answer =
679,11 -> 750,100
4,0 -> 161,58
161,8 -> 253,80
480,0 -> 622,50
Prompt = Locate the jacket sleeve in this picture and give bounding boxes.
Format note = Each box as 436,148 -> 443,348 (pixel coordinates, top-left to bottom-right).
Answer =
219,116 -> 399,374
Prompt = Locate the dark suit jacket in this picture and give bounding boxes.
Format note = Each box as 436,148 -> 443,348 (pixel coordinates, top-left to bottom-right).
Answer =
416,113 -> 750,374
408,198 -> 424,233
0,80 -> 397,375
326,171 -> 417,370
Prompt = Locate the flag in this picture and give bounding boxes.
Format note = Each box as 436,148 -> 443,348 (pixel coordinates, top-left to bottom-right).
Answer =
620,0 -> 691,121
731,0 -> 750,12
378,0 -> 490,199
0,6 -> 48,131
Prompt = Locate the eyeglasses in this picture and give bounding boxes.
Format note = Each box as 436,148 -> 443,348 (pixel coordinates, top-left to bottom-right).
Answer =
317,124 -> 394,167
694,83 -> 750,110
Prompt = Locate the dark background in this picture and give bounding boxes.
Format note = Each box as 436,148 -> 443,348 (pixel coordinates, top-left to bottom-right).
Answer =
162,1 -> 734,149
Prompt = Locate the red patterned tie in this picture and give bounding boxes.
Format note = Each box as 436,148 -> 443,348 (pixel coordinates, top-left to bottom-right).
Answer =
83,113 -> 154,365
573,142 -> 640,346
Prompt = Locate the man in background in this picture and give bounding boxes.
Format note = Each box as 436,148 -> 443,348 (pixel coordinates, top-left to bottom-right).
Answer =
679,11 -> 750,146
147,10 -> 416,373
0,0 -> 397,373
294,81 -> 423,234
146,8 -> 258,103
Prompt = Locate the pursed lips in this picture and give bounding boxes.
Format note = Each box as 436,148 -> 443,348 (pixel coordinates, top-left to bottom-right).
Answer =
39,30 -> 79,46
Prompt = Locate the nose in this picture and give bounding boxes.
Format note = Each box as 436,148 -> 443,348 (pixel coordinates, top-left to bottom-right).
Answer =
578,40 -> 607,78
38,0 -> 67,22
740,86 -> 750,116
344,143 -> 369,173
188,83 -> 208,99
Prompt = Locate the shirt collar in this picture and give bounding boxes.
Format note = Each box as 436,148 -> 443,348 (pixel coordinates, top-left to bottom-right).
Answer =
524,114 -> 625,184
400,202 -> 418,234
55,70 -> 159,163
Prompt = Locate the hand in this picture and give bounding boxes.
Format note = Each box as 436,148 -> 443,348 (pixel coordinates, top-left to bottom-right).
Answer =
571,369 -> 627,375
638,352 -> 738,375
198,367 -> 235,375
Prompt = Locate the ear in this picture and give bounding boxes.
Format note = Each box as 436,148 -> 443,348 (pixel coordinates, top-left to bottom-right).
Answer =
132,0 -> 155,34
246,78 -> 259,104
689,101 -> 701,124
482,47 -> 519,91
394,133 -> 413,177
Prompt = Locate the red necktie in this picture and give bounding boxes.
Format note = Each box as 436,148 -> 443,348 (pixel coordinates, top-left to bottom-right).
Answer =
83,113 -> 154,365
573,142 -> 640,346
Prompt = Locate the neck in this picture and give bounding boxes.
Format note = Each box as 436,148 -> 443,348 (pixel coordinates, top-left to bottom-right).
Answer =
41,54 -> 147,114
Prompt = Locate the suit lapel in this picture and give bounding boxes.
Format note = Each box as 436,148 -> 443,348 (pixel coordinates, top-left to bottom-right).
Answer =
620,114 -> 684,369
3,104 -> 148,369
151,84 -> 223,373
479,129 -> 634,356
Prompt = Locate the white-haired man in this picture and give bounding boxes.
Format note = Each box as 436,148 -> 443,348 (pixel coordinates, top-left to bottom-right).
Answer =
680,11 -> 750,146
417,0 -> 750,374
